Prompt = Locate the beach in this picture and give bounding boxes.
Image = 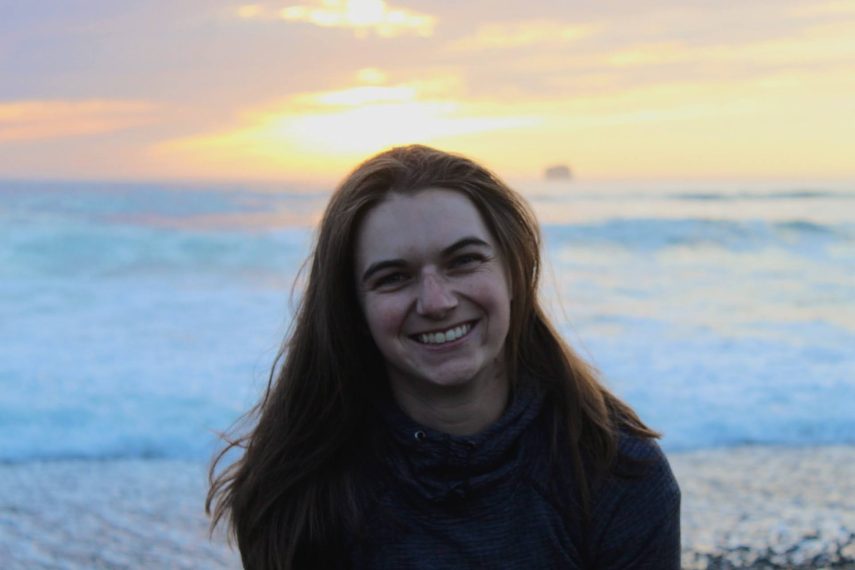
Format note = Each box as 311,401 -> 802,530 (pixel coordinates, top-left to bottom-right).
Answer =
2,182 -> 852,568
674,446 -> 855,569
1,445 -> 853,569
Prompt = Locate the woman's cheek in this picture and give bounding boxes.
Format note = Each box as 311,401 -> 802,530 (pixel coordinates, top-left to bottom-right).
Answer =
366,295 -> 407,337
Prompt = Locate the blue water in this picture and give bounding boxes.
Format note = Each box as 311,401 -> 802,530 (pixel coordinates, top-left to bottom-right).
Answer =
1,180 -> 853,462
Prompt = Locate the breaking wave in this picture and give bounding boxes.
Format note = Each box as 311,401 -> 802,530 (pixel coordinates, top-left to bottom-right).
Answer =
544,218 -> 851,252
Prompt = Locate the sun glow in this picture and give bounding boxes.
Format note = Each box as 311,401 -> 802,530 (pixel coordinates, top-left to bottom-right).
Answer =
263,100 -> 534,155
154,74 -> 539,180
2,2 -> 855,181
152,51 -> 855,182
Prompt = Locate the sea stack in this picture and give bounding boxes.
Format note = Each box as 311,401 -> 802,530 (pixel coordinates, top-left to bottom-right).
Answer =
544,164 -> 572,180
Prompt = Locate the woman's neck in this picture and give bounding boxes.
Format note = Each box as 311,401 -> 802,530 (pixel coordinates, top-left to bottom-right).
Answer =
389,369 -> 510,436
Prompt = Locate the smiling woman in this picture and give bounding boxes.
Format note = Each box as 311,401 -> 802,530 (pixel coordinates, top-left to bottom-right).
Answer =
207,145 -> 680,569
355,189 -> 513,434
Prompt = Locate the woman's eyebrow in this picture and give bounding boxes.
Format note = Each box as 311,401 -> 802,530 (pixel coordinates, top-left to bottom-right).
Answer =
442,236 -> 491,257
361,237 -> 491,283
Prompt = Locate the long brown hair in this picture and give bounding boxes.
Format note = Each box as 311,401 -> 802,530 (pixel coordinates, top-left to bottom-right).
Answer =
207,145 -> 657,569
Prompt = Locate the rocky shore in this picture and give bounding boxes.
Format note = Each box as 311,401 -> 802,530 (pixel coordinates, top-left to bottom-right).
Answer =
672,446 -> 855,569
1,445 -> 853,569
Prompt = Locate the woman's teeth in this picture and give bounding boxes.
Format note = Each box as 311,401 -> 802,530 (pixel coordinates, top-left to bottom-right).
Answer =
417,323 -> 472,345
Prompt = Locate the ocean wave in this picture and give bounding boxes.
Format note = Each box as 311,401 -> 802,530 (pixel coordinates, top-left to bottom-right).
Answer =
544,218 -> 852,251
669,189 -> 855,201
524,185 -> 855,203
0,221 -> 312,279
4,217 -> 849,279
0,442 -> 212,465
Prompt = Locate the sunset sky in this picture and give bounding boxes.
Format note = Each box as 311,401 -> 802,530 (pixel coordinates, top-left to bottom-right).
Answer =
2,0 -> 854,184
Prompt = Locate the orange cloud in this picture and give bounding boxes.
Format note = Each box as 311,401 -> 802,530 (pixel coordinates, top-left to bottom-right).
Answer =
0,100 -> 153,143
153,71 -> 539,179
499,17 -> 855,85
237,0 -> 435,37
148,41 -> 855,183
449,20 -> 596,51
602,22 -> 855,69
789,1 -> 855,16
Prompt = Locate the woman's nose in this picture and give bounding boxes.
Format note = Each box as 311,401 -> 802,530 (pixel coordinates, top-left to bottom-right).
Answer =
416,273 -> 458,317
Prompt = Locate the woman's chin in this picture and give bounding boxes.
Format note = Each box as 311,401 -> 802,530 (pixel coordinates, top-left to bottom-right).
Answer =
390,362 -> 503,395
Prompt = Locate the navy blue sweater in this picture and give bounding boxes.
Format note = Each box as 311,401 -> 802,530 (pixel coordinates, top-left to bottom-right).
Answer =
347,388 -> 681,569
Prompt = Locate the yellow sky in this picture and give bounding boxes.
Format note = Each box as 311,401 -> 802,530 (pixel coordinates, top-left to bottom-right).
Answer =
1,0 -> 854,183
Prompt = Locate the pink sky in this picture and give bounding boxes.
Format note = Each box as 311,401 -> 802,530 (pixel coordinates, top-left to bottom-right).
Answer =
1,0 -> 854,183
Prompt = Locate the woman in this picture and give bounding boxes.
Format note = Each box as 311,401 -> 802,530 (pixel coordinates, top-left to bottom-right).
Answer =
208,145 -> 681,569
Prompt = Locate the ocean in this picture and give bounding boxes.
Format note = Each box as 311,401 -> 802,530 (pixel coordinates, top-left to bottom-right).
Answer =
1,179 -> 853,463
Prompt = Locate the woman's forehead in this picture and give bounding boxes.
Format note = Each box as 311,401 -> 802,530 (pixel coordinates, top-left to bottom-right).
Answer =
355,188 -> 494,264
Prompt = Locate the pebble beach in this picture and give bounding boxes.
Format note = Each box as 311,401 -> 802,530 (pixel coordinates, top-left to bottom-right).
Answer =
2,445 -> 853,569
3,182 -> 852,568
674,446 -> 855,569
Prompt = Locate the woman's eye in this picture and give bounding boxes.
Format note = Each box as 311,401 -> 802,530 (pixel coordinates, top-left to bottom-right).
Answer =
451,253 -> 483,268
375,272 -> 408,287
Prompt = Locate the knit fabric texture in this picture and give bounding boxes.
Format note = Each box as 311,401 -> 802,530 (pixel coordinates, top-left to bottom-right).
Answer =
347,387 -> 681,569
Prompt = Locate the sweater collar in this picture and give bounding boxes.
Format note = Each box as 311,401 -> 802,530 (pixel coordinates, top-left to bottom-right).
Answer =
380,384 -> 544,503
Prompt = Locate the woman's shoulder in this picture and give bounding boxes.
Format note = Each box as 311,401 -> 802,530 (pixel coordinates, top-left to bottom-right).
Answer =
595,432 -> 680,521
607,431 -> 681,499
588,433 -> 682,568
617,430 -> 669,460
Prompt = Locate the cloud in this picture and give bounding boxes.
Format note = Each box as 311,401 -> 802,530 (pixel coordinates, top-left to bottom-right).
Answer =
789,1 -> 855,16
153,70 -> 540,178
600,22 -> 855,69
355,67 -> 388,84
449,20 -> 596,51
174,72 -> 538,150
0,100 -> 154,143
5,1 -> 852,181
474,15 -> 855,101
236,0 -> 435,37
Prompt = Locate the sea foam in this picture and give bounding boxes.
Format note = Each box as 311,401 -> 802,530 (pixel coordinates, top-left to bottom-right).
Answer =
1,180 -> 853,462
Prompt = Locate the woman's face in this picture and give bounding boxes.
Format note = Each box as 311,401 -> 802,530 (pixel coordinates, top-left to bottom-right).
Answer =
354,188 -> 512,397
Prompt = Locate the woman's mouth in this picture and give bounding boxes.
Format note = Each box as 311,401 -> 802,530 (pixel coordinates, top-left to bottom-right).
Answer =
413,321 -> 475,346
